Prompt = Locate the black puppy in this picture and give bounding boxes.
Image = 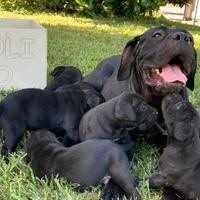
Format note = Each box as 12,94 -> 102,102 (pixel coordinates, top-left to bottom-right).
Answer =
45,66 -> 83,91
25,130 -> 141,200
149,93 -> 200,200
79,92 -> 158,141
55,81 -> 105,146
47,80 -> 104,147
0,88 -> 104,158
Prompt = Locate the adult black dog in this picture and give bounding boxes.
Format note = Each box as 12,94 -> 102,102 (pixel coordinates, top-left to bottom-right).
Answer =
79,92 -> 157,141
45,66 -> 83,91
0,88 -> 104,159
149,93 -> 200,200
25,130 -> 141,200
85,26 -> 196,142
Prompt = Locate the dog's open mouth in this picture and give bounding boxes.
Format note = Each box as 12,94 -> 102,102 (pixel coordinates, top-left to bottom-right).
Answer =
143,56 -> 188,94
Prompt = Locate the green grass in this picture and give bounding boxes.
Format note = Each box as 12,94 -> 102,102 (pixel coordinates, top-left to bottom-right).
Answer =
0,8 -> 200,200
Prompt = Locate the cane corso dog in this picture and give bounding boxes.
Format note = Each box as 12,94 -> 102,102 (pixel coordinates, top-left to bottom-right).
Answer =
149,93 -> 200,200
49,80 -> 105,147
25,130 -> 141,200
85,26 -> 196,100
0,88 -> 104,159
79,92 -> 157,141
54,81 -> 105,146
45,66 -> 83,91
85,26 -> 196,143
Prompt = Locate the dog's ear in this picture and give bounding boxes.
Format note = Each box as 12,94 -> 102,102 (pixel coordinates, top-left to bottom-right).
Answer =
114,98 -> 136,121
174,122 -> 192,141
117,35 -> 141,81
50,66 -> 66,78
186,50 -> 197,91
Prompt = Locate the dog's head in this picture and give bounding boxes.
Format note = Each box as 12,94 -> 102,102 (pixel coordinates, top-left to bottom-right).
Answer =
114,92 -> 158,130
50,65 -> 83,81
117,26 -> 196,98
162,93 -> 200,142
25,130 -> 59,158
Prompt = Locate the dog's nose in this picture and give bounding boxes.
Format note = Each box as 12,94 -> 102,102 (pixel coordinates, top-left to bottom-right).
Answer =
171,32 -> 192,43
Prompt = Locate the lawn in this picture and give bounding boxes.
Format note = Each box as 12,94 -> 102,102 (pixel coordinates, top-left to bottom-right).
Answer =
0,8 -> 200,200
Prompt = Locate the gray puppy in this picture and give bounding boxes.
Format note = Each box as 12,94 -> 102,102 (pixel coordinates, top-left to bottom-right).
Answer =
149,93 -> 200,200
25,130 -> 141,200
79,92 -> 158,141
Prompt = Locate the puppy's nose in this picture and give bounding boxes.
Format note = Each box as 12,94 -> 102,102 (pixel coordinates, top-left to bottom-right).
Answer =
172,32 -> 192,43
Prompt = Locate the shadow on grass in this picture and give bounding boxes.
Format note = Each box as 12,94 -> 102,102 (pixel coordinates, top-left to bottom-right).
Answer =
43,17 -> 200,73
89,15 -> 200,33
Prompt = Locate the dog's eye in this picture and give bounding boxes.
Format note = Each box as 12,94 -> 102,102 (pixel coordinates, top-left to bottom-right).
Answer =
140,103 -> 148,112
152,32 -> 162,38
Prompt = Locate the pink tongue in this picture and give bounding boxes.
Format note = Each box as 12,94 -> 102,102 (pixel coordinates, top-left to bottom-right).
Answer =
160,64 -> 187,85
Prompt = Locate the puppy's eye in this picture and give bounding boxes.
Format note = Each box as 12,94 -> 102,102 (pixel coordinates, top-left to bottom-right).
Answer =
152,32 -> 162,38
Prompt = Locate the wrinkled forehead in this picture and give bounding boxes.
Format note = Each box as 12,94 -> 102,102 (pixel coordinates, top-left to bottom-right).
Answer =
142,26 -> 192,38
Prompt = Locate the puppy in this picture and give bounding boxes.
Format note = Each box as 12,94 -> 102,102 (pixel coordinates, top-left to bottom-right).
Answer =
79,92 -> 158,141
149,93 -> 200,200
54,81 -> 105,146
25,130 -> 141,200
45,66 -> 83,91
0,88 -> 104,158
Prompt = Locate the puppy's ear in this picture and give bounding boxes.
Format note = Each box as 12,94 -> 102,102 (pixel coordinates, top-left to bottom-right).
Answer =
117,35 -> 141,81
50,66 -> 66,78
114,98 -> 136,121
174,122 -> 192,141
186,50 -> 197,91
